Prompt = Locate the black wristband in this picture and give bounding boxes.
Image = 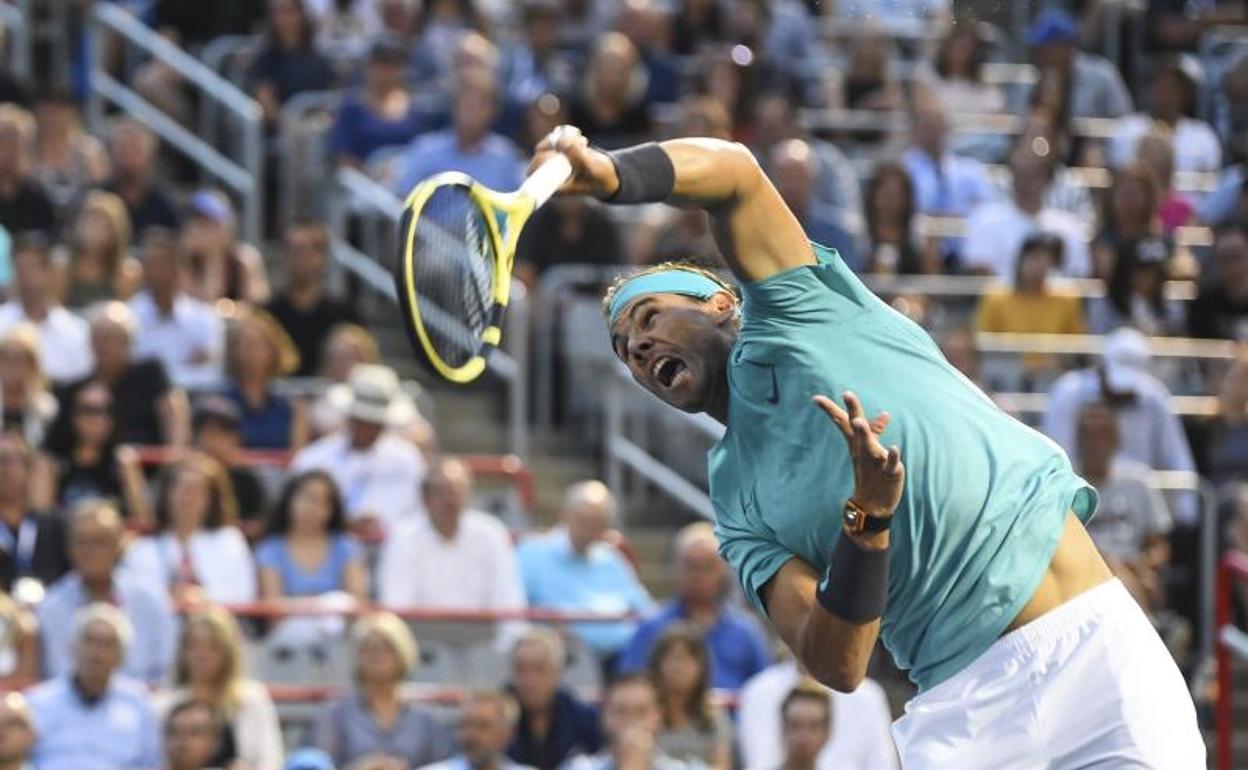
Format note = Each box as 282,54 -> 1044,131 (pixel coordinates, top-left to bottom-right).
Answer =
605,143 -> 676,205
815,534 -> 890,623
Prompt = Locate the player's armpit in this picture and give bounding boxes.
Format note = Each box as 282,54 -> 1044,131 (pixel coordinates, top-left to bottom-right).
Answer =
760,556 -> 881,693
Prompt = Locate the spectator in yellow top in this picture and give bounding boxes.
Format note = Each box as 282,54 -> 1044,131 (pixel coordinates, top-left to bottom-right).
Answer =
975,232 -> 1086,375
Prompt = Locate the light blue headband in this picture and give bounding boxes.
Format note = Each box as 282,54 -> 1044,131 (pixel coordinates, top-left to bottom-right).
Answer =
607,269 -> 726,326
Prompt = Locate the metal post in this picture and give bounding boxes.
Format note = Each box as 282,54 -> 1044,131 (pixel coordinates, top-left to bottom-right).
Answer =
242,112 -> 265,244
86,8 -> 106,134
507,281 -> 530,458
1200,480 -> 1219,662
1215,555 -> 1232,770
1012,0 -> 1031,61
605,373 -> 624,517
12,0 -> 32,81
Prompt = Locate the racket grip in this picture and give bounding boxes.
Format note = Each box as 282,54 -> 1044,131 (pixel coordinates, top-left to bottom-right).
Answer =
520,154 -> 573,208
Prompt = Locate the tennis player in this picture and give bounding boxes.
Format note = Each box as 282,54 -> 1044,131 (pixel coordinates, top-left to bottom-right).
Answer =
529,127 -> 1204,768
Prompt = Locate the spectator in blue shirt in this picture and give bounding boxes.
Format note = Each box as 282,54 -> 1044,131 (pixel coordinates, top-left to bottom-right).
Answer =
37,499 -> 176,684
618,523 -> 772,691
331,37 -> 440,169
518,481 -> 653,659
507,627 -> 602,770
903,93 -> 999,221
27,602 -> 160,770
394,67 -> 524,196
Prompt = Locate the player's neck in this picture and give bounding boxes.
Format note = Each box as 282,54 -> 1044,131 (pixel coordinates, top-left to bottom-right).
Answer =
707,373 -> 730,425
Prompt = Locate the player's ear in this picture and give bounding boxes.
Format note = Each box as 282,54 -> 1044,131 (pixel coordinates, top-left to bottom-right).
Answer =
706,291 -> 739,326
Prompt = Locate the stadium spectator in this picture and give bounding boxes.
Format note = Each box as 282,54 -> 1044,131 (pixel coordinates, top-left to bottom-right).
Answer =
861,161 -> 936,275
568,33 -> 653,150
561,674 -> 694,770
0,105 -> 55,238
1042,328 -> 1198,524
377,456 -> 526,629
27,603 -> 159,770
1205,350 -> 1248,484
151,0 -> 266,49
671,0 -> 724,56
832,25 -> 904,143
308,323 -> 382,437
30,88 -> 108,216
1136,131 -> 1195,234
0,693 -> 34,770
193,396 -> 268,522
0,235 -> 92,384
1092,164 -> 1165,280
507,627 -> 603,770
47,301 -> 190,452
1190,224 -> 1248,340
502,0 -> 575,107
1147,0 -> 1248,54
648,624 -> 732,770
737,660 -> 898,770
257,470 -> 368,602
916,19 -> 1005,119
0,432 -> 68,594
1015,105 -> 1097,225
833,0 -> 949,27
155,607 -> 284,770
618,523 -> 771,691
129,227 -> 225,390
247,0 -> 336,130
1109,59 -> 1221,175
331,37 -> 438,169
1215,50 -> 1248,152
517,481 -> 652,661
1074,401 -> 1172,612
1089,236 -> 1185,336
961,140 -> 1091,280
314,612 -> 457,769
616,0 -> 682,106
221,306 -> 306,450
103,119 -> 180,237
515,196 -> 624,282
0,325 -> 56,447
125,452 -> 257,604
772,685 -> 833,770
162,700 -> 227,770
181,190 -> 271,305
267,221 -> 359,377
0,595 -> 38,680
413,0 -> 491,78
420,690 -> 529,770
291,363 -> 427,532
902,94 -> 999,222
1024,9 -> 1131,120
974,232 -> 1085,376
306,0 -> 381,64
768,139 -> 859,266
393,68 -> 524,195
61,190 -> 138,308
52,381 -> 150,519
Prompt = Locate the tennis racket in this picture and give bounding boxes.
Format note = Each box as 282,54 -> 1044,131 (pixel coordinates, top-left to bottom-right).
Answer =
395,153 -> 572,384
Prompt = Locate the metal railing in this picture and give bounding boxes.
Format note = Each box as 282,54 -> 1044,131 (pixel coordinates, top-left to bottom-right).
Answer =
1215,550 -> 1248,770
328,167 -> 530,457
0,0 -> 31,81
85,3 -> 266,243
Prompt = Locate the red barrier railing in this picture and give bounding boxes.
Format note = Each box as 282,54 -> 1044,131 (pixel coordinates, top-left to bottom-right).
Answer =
127,445 -> 537,514
178,601 -> 636,624
1216,550 -> 1248,770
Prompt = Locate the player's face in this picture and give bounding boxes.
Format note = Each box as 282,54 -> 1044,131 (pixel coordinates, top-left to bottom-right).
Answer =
610,293 -> 736,414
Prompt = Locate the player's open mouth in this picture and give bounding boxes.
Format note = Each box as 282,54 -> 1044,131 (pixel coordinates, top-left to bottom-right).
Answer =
652,355 -> 688,389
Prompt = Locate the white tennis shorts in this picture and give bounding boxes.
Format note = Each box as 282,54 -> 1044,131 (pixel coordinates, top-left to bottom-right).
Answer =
891,579 -> 1205,769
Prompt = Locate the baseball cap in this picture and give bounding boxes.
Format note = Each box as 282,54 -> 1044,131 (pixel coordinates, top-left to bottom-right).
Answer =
1026,9 -> 1080,47
1102,328 -> 1151,393
188,189 -> 234,225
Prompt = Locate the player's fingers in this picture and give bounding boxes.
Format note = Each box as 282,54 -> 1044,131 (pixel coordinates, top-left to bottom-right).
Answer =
843,391 -> 865,423
852,416 -> 878,460
813,395 -> 854,442
870,411 -> 891,434
884,445 -> 903,476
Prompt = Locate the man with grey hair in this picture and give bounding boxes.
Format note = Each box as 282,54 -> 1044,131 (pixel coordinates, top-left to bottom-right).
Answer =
506,628 -> 602,770
0,692 -> 35,770
517,481 -> 652,661
618,522 -> 772,690
37,500 -> 176,683
26,602 -> 160,770
46,300 -> 189,452
419,691 -> 534,770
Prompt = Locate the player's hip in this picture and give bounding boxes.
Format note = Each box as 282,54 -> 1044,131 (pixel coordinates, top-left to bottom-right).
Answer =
1004,510 -> 1113,633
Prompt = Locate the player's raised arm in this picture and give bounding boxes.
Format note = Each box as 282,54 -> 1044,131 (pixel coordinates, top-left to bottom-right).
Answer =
529,127 -> 814,283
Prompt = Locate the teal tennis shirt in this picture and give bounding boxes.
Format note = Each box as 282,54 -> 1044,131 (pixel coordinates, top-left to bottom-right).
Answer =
709,244 -> 1097,692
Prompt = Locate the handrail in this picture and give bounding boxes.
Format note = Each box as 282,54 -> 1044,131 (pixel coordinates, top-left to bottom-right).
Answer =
975,332 -> 1237,360
917,215 -> 1214,249
178,601 -> 637,624
994,392 -> 1221,418
1216,550 -> 1248,770
87,3 -> 265,243
864,273 -> 1198,302
0,1 -> 31,81
802,108 -> 1123,141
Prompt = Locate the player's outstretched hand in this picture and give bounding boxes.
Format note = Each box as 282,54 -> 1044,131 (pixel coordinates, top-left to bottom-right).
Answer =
813,391 -> 905,519
528,125 -> 621,199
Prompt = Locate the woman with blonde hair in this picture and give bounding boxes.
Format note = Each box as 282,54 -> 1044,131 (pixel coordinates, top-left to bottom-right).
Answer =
221,306 -> 307,450
61,190 -> 140,307
123,451 -> 256,604
155,606 -> 283,770
0,325 -> 57,448
647,623 -> 733,770
315,612 -> 455,770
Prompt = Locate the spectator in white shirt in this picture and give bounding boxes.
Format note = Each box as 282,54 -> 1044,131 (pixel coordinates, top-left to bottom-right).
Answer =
0,234 -> 92,384
1109,59 -> 1223,175
377,456 -> 526,635
124,451 -> 257,605
128,227 -> 225,391
738,660 -> 898,770
291,363 -> 427,534
961,140 -> 1091,280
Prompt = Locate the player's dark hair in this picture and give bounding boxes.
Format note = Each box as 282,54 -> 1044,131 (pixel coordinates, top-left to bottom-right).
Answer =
601,261 -> 739,320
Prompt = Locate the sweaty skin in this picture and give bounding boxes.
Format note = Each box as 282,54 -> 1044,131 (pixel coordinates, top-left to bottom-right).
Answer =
531,128 -> 1111,692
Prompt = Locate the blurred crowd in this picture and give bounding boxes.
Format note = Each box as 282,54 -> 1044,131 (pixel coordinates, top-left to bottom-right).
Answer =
3,0 -> 1248,767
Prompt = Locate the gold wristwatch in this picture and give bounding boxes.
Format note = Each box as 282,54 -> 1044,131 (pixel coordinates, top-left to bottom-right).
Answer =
843,498 -> 892,535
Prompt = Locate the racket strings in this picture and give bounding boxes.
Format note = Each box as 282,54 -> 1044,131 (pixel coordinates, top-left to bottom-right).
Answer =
409,185 -> 498,369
